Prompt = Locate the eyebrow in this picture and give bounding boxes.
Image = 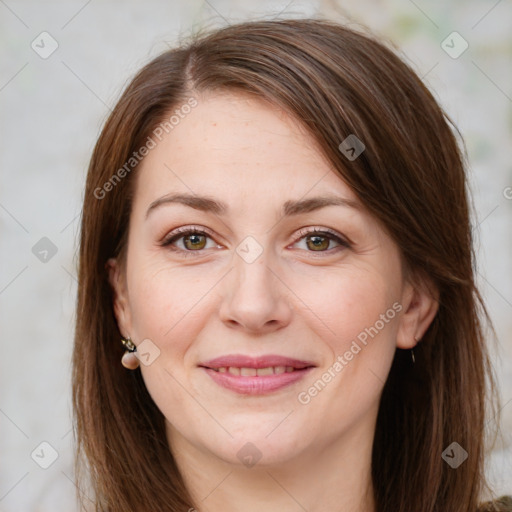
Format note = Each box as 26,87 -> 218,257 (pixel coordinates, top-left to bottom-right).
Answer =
145,192 -> 360,219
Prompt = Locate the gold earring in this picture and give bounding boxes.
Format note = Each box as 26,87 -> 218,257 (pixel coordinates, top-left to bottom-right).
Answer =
121,337 -> 139,370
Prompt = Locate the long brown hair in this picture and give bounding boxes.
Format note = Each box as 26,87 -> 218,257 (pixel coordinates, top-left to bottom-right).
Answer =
73,18 -> 509,511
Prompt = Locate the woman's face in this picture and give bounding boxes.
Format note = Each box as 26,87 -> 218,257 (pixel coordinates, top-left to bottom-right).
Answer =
110,91 -> 429,468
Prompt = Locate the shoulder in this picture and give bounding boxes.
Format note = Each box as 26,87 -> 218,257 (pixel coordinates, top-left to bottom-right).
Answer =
478,496 -> 512,512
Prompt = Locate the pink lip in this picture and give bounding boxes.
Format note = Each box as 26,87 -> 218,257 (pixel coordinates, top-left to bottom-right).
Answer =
200,354 -> 315,369
202,367 -> 314,395
199,354 -> 316,395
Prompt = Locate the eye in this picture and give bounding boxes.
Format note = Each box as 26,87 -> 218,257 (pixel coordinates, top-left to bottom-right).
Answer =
291,227 -> 350,254
161,227 -> 220,255
161,226 -> 350,257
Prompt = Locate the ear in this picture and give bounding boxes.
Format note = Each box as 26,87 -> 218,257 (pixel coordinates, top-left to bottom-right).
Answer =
396,276 -> 439,349
106,258 -> 133,338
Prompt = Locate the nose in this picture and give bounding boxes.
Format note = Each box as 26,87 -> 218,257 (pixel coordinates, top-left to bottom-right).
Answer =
218,253 -> 293,334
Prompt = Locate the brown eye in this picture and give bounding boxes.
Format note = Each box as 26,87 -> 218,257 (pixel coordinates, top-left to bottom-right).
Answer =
183,233 -> 207,250
292,228 -> 350,254
306,234 -> 331,251
162,228 -> 218,255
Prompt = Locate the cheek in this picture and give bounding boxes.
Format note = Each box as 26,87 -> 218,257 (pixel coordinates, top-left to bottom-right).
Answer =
292,269 -> 400,428
127,260 -> 220,349
126,264 -> 218,403
293,263 -> 399,353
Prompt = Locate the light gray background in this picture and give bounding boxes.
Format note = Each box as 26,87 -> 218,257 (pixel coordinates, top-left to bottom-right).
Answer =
0,0 -> 511,510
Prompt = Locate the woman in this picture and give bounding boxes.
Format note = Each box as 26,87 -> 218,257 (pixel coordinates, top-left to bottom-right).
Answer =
73,18 -> 512,512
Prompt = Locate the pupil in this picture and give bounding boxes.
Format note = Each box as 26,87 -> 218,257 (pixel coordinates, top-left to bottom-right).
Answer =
186,234 -> 205,249
308,235 -> 328,251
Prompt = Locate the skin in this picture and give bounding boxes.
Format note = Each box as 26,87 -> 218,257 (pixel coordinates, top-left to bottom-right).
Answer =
108,91 -> 438,512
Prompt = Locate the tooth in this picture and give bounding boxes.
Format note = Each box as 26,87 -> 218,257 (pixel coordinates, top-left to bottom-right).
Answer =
228,367 -> 240,376
240,367 -> 257,376
256,367 -> 274,376
274,366 -> 286,374
285,366 -> 294,373
218,367 -> 227,373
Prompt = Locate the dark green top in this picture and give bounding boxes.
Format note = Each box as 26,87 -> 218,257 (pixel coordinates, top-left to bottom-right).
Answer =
479,495 -> 512,511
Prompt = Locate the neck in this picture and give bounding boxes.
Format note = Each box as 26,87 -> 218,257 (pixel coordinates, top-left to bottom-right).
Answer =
168,421 -> 376,512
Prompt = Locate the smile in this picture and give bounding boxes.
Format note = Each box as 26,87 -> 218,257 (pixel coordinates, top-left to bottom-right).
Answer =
212,366 -> 298,375
199,354 -> 316,395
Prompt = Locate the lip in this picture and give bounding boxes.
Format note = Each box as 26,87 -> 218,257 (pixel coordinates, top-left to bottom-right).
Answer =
200,354 -> 315,370
199,354 -> 316,395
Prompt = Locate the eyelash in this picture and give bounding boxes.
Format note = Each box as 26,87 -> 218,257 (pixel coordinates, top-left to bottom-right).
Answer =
161,225 -> 350,259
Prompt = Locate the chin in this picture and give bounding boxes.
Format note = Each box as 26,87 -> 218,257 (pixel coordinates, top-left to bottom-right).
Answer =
207,428 -> 310,468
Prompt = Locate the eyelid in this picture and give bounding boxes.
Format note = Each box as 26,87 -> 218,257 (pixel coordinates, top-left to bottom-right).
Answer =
160,226 -> 222,255
160,225 -> 351,257
291,227 -> 351,250
161,225 -> 215,245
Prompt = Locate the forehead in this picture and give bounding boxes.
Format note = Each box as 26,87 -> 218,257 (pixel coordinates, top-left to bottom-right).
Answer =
133,91 -> 359,210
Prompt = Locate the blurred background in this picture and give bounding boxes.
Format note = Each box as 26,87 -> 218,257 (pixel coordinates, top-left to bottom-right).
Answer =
0,0 -> 511,509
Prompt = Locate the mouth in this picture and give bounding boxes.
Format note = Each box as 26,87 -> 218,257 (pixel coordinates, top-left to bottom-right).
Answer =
199,354 -> 316,395
208,365 -> 304,375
